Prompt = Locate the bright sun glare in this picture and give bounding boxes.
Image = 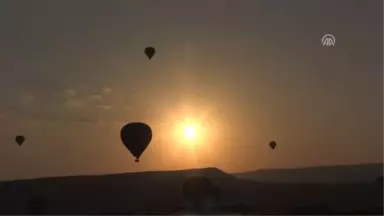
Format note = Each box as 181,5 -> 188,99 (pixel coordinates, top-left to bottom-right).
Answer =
170,117 -> 203,148
184,125 -> 197,140
162,105 -> 219,156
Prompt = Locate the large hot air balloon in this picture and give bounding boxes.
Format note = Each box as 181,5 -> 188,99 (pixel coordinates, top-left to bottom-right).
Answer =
15,135 -> 25,146
182,176 -> 220,212
144,46 -> 155,60
120,122 -> 152,162
269,141 -> 277,150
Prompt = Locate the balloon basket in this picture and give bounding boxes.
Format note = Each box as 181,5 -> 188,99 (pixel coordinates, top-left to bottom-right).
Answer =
135,159 -> 140,162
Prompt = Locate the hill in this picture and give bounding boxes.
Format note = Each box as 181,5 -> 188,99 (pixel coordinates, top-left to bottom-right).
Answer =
0,167 -> 235,214
233,163 -> 383,183
0,166 -> 382,214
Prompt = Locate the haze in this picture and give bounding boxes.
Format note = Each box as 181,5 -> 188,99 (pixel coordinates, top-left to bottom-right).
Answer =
0,0 -> 382,180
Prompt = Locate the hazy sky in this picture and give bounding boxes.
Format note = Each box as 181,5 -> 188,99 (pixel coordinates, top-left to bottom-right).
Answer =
0,0 -> 382,180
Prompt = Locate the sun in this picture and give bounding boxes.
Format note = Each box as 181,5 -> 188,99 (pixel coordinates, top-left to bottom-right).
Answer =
184,125 -> 197,140
162,106 -> 219,153
169,118 -> 202,146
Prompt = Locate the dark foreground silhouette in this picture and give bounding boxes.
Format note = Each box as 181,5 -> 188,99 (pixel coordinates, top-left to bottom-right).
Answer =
234,163 -> 383,183
97,204 -> 384,215
0,164 -> 382,215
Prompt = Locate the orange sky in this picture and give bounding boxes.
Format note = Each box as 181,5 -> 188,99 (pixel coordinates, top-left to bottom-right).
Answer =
0,0 -> 382,180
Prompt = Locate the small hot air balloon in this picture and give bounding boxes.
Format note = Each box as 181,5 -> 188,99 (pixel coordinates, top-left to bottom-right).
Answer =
15,135 -> 25,146
144,46 -> 155,60
269,141 -> 277,150
120,122 -> 152,162
182,176 -> 220,212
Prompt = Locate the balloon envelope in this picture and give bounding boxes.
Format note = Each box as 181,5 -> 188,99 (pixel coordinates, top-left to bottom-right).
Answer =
144,47 -> 155,59
15,136 -> 25,146
269,141 -> 277,150
120,122 -> 152,162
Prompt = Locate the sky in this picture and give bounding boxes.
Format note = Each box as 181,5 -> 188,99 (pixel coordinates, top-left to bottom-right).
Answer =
0,0 -> 382,180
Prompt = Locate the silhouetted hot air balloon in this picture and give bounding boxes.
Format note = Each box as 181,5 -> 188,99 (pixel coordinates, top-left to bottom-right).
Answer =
269,141 -> 277,150
144,47 -> 155,60
120,122 -> 152,162
15,135 -> 25,146
182,176 -> 220,212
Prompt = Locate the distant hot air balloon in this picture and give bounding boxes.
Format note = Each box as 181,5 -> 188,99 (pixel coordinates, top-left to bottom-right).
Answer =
120,122 -> 152,162
15,135 -> 25,146
182,176 -> 220,211
144,47 -> 155,60
269,141 -> 277,150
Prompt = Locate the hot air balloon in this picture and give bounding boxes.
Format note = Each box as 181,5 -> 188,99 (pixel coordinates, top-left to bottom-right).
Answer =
120,122 -> 152,162
144,46 -> 155,60
269,141 -> 277,150
182,176 -> 220,212
15,135 -> 25,146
